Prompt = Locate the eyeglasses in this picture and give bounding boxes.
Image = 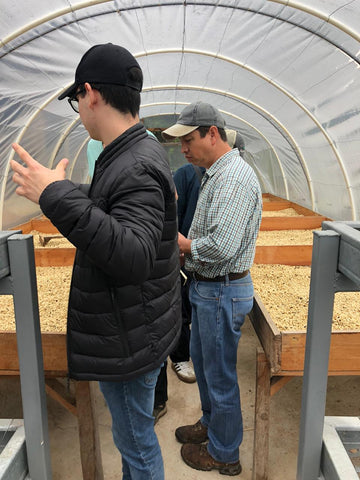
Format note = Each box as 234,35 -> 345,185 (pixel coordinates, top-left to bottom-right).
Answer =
68,86 -> 86,113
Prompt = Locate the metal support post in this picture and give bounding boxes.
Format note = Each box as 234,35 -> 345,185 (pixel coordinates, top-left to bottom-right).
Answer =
297,230 -> 340,480
7,233 -> 52,480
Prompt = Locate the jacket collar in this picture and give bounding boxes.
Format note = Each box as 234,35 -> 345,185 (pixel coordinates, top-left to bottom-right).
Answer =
97,123 -> 148,171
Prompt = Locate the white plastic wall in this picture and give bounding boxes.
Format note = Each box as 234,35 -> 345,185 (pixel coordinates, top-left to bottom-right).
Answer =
1,0 -> 359,228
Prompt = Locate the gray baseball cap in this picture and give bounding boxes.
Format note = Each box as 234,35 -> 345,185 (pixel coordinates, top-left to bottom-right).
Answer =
162,101 -> 226,138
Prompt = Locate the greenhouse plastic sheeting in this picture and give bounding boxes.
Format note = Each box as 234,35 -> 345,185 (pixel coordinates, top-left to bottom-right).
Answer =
1,0 -> 359,228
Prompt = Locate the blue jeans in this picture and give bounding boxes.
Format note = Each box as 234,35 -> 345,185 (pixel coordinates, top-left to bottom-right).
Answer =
189,273 -> 254,463
99,367 -> 163,480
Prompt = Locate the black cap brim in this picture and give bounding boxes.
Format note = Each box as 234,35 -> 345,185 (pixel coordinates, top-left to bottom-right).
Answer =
58,82 -> 78,100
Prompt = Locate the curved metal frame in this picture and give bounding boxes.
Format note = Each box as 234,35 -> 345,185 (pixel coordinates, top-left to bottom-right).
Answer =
269,0 -> 360,43
0,0 -> 109,47
140,100 -> 290,198
1,2 -> 358,227
142,49 -> 356,218
140,102 -> 280,195
2,1 -> 359,62
2,50 -> 354,227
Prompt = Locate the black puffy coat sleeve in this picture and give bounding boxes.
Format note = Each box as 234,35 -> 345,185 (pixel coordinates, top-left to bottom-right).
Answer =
39,162 -> 167,285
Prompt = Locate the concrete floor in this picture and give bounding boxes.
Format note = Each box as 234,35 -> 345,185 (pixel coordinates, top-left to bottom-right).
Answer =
1,318 -> 359,479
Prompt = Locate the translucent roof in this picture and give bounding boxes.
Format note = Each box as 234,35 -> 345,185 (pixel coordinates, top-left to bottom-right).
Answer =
1,0 -> 360,229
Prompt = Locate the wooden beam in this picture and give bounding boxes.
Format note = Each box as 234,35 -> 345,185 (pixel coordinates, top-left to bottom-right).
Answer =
252,348 -> 270,480
262,201 -> 291,211
13,217 -> 59,234
248,294 -> 282,375
12,220 -> 33,234
34,248 -> 75,267
254,245 -> 312,265
45,379 -> 77,416
270,376 -> 293,396
260,216 -> 327,231
31,218 -> 59,234
0,332 -> 67,375
75,381 -> 104,480
291,204 -> 327,217
281,331 -> 360,374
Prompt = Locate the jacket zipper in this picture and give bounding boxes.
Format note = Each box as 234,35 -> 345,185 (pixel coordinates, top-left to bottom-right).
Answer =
109,287 -> 130,357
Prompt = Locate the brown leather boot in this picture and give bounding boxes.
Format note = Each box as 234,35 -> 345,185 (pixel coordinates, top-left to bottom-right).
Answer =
175,419 -> 208,444
181,443 -> 242,476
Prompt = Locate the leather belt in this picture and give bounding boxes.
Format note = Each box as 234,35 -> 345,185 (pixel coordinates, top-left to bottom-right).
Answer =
192,271 -> 249,282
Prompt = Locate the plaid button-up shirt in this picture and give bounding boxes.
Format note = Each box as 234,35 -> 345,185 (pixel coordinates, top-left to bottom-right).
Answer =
185,149 -> 262,278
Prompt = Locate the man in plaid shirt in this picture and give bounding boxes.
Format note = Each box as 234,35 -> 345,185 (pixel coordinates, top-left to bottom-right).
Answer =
163,101 -> 262,476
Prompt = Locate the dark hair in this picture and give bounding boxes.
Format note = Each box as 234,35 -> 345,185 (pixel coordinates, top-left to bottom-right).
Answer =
81,67 -> 143,117
197,126 -> 227,142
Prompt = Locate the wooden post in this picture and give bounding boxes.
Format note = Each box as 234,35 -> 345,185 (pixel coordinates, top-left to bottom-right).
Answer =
252,348 -> 271,480
75,381 -> 104,480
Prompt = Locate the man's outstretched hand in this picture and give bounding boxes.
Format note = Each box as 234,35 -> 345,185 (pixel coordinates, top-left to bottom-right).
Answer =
11,143 -> 69,204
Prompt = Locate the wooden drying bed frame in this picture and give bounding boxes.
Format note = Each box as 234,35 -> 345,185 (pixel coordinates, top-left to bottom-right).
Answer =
256,194 -> 329,266
22,194 -> 330,268
0,335 -> 103,480
249,294 -> 360,480
0,342 -> 102,480
249,195 -> 360,480
7,217 -> 103,480
9,194 -> 332,480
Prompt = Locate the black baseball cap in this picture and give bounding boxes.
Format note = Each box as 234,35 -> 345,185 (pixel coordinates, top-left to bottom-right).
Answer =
58,43 -> 142,100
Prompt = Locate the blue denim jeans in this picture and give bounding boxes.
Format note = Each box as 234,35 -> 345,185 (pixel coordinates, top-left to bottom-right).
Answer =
189,273 -> 254,463
99,367 -> 163,480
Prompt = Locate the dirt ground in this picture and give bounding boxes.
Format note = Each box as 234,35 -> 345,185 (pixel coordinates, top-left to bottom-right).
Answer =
0,318 -> 359,479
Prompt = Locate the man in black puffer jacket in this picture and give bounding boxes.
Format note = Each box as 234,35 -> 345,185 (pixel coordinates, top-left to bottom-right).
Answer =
11,43 -> 181,480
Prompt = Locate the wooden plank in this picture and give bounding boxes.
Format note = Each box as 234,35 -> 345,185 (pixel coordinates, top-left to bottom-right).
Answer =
75,381 -> 104,480
261,195 -> 331,218
262,201 -> 291,211
12,217 -> 59,234
290,203 -> 326,217
254,245 -> 312,265
262,193 -> 284,202
251,297 -> 360,375
249,293 -> 282,375
45,379 -> 77,416
34,248 -> 75,267
252,348 -> 270,480
260,216 -> 327,231
12,220 -> 33,234
270,376 -> 293,396
31,218 -> 59,234
271,370 -> 360,377
0,332 -> 67,375
281,331 -> 360,374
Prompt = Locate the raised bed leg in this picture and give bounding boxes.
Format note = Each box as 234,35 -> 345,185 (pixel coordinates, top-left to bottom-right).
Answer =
75,381 -> 104,480
252,347 -> 271,480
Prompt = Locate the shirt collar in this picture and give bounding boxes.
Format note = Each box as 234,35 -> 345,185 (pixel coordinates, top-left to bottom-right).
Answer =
205,149 -> 239,178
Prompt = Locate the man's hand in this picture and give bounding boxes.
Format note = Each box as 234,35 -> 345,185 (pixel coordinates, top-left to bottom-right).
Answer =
11,143 -> 69,204
178,232 -> 192,254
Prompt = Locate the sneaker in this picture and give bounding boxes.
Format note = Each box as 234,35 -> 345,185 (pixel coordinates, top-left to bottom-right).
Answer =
153,404 -> 167,425
181,443 -> 242,476
175,419 -> 208,444
171,361 -> 196,383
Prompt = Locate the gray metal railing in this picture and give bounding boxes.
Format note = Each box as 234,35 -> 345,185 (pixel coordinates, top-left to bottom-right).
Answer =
297,222 -> 360,480
0,231 -> 52,480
